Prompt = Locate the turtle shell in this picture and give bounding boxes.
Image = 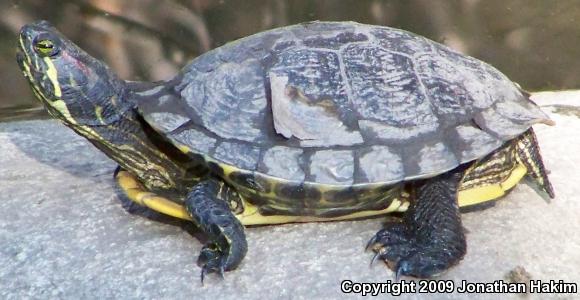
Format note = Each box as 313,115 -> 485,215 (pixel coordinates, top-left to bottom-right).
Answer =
138,21 -> 551,187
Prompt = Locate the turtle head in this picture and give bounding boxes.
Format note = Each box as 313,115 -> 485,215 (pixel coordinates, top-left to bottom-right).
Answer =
17,21 -> 127,126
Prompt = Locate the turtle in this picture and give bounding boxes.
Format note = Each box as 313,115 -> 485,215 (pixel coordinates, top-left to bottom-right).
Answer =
16,20 -> 555,280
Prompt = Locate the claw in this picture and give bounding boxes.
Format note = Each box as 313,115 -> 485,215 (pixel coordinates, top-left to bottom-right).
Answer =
365,235 -> 378,251
395,260 -> 409,281
395,266 -> 402,282
200,268 -> 207,285
370,245 -> 388,267
370,251 -> 382,267
218,265 -> 225,279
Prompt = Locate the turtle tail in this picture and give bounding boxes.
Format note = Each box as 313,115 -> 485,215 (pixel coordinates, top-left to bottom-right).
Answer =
514,128 -> 555,198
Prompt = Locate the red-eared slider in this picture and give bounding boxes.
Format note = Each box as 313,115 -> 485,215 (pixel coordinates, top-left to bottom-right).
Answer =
17,20 -> 554,280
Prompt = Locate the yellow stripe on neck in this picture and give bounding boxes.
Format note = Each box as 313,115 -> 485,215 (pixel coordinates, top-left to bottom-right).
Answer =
43,57 -> 61,97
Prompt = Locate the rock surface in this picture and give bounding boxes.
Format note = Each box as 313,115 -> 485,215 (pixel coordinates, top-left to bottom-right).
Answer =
1,91 -> 579,299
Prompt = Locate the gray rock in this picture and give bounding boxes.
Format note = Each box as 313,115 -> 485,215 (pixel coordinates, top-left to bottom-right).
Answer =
1,91 -> 579,299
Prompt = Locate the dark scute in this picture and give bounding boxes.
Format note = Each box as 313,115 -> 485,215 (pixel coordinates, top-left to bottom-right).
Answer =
207,161 -> 225,177
240,191 -> 271,208
359,184 -> 399,200
228,171 -> 268,193
252,174 -> 273,194
187,152 -> 206,166
275,182 -> 322,202
323,187 -> 358,204
323,184 -> 399,205
366,196 -> 396,211
256,205 -> 299,217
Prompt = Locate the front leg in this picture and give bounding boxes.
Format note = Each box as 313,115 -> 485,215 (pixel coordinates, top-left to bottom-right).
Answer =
185,179 -> 247,282
368,166 -> 467,278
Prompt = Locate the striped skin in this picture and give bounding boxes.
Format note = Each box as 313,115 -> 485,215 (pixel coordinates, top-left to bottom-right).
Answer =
16,22 -> 204,196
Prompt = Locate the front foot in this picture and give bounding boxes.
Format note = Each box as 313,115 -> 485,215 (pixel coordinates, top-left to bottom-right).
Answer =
368,222 -> 462,278
186,180 -> 248,283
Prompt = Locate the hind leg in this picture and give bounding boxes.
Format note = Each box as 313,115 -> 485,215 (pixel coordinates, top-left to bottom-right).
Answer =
367,166 -> 467,278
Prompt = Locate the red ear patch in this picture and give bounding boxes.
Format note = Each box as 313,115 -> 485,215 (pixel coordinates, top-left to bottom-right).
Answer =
62,51 -> 91,76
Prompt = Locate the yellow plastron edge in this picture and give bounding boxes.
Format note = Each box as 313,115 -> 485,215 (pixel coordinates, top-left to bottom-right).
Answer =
115,170 -> 409,224
457,163 -> 528,207
116,170 -> 191,220
115,163 -> 528,224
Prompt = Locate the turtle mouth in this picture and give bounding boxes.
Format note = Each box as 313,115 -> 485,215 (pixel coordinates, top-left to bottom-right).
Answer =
16,47 -> 55,105
16,50 -> 28,77
16,48 -> 37,88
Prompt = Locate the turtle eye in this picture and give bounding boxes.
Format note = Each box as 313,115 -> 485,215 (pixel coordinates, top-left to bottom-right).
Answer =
34,39 -> 59,57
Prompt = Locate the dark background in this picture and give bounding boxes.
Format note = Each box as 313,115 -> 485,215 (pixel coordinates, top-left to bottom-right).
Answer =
1,0 -> 579,120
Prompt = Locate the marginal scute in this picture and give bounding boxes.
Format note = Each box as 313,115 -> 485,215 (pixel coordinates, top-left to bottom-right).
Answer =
494,100 -> 551,125
416,141 -> 458,175
310,150 -> 354,184
170,127 -> 216,154
473,108 -> 534,140
214,141 -> 260,171
147,112 -> 189,133
260,146 -> 305,181
359,146 -> 404,183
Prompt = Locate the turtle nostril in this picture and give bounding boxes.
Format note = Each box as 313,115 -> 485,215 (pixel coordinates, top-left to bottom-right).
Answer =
19,25 -> 35,40
34,20 -> 52,27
